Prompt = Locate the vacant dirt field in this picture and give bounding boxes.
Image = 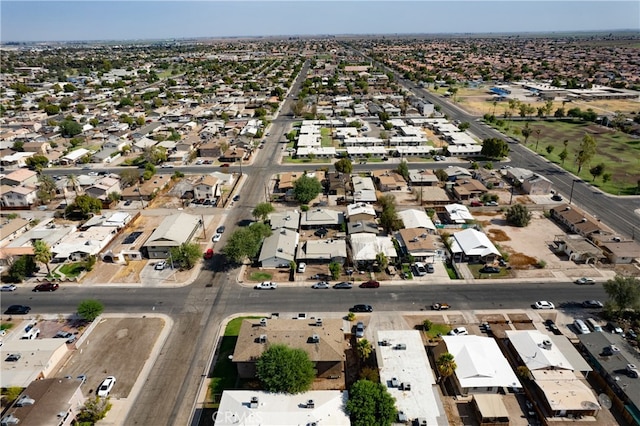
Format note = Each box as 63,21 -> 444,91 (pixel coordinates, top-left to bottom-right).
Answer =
55,317 -> 165,399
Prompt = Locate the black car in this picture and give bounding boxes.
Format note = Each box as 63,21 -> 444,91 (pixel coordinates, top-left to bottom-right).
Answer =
4,305 -> 31,315
232,195 -> 240,202
333,282 -> 353,289
216,226 -> 226,234
545,319 -> 562,335
480,266 -> 501,274
350,304 -> 373,313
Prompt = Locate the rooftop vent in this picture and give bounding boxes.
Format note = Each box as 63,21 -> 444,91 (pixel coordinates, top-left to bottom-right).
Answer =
306,399 -> 315,409
15,395 -> 35,407
250,396 -> 259,408
259,318 -> 268,327
258,334 -> 267,343
541,340 -> 553,350
310,334 -> 320,343
315,318 -> 323,327
1,414 -> 20,425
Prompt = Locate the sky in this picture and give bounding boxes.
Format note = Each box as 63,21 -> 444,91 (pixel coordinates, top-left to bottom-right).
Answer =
1,1 -> 638,42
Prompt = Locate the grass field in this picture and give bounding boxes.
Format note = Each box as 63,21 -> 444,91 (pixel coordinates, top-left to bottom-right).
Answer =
58,262 -> 86,278
499,120 -> 640,195
320,127 -> 333,147
249,271 -> 272,282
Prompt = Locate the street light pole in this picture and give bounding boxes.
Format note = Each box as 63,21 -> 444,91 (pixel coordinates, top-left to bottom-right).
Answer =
569,179 -> 578,205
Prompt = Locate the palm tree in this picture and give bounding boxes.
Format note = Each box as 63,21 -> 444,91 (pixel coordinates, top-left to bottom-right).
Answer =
436,352 -> 457,384
32,239 -> 52,275
357,338 -> 373,361
67,174 -> 82,195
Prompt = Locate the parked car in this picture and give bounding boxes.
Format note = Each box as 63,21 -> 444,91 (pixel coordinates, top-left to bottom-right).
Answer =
426,264 -> 435,274
55,331 -> 73,339
582,300 -> 604,308
97,376 -> 116,397
607,321 -> 623,334
551,194 -> 563,201
626,364 -> 639,378
480,266 -> 500,274
221,163 -> 230,168
204,248 -> 214,259
333,282 -> 353,289
33,282 -> 59,292
5,354 -> 21,362
534,301 -> 555,310
216,226 -> 226,234
297,262 -> 306,273
470,200 -> 483,207
154,260 -> 167,271
484,201 -> 499,206
254,281 -> 277,290
1,284 -> 17,292
431,303 -> 451,311
212,233 -> 222,242
448,327 -> 469,336
233,195 -> 240,202
350,304 -> 373,313
359,280 -> 380,288
545,319 -> 561,335
413,262 -> 427,276
4,305 -> 31,315
574,277 -> 595,285
355,321 -> 365,338
312,281 -> 330,289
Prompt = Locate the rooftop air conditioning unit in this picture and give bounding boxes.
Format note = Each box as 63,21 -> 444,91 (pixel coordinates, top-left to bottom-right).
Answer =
15,395 -> 35,406
306,399 -> 315,408
250,396 -> 259,408
260,318 -> 268,327
259,334 -> 267,343
541,340 -> 552,349
316,318 -> 323,327
310,334 -> 320,343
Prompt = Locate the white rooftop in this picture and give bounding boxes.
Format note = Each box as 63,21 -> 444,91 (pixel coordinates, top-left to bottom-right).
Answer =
442,335 -> 521,390
444,203 -> 474,223
398,209 -> 436,231
377,330 -> 448,425
449,228 -> 500,258
214,390 -> 350,426
505,330 -> 574,371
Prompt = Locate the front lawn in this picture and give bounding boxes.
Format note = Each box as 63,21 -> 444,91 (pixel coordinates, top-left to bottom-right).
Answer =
249,272 -> 272,282
467,264 -> 510,279
58,262 -> 86,278
424,323 -> 451,339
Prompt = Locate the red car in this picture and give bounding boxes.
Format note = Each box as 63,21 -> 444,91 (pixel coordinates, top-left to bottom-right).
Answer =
359,280 -> 380,288
33,282 -> 59,292
204,248 -> 214,259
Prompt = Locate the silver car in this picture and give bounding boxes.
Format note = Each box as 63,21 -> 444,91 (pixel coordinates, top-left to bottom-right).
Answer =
355,322 -> 365,338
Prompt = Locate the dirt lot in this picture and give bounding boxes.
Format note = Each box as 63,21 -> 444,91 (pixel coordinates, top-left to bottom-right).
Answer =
55,317 -> 165,399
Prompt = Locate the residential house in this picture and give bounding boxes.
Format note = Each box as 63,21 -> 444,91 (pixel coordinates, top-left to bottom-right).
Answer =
1,151 -> 35,168
1,169 -> 38,187
193,175 -> 220,200
84,176 -> 121,202
553,235 -> 603,264
325,172 -> 351,196
421,186 -> 452,210
0,378 -> 85,426
0,185 -> 38,208
397,209 -> 436,233
232,318 -> 345,379
132,136 -> 158,152
349,233 -> 397,267
60,148 -> 91,165
352,176 -> 377,203
449,228 -> 501,263
395,228 -> 440,262
198,141 -> 221,158
121,174 -> 170,201
300,208 -> 344,230
452,179 -> 488,201
214,391 -> 350,426
52,225 -> 117,261
143,213 -> 202,259
597,240 -> 640,264
219,147 -> 246,163
297,239 -> 347,265
550,204 -> 608,237
372,169 -> 408,191
445,203 -> 475,224
408,169 -> 439,186
22,141 -> 51,155
473,169 -> 505,189
90,146 -> 120,164
435,335 -> 521,395
346,202 -> 376,222
0,217 -> 31,245
277,171 -> 304,193
268,210 -> 300,231
0,339 -> 69,388
445,166 -> 473,181
347,220 -> 379,235
522,173 -> 553,195
259,228 -> 300,268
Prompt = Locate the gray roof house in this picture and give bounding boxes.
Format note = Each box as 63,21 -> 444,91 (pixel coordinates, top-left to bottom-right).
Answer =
297,239 -> 347,264
300,208 -> 344,230
143,213 -> 202,259
268,210 -> 300,231
259,228 -> 300,268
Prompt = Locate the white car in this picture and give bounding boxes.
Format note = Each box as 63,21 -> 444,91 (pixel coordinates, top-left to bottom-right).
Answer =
574,277 -> 595,285
212,233 -> 222,242
534,301 -> 555,310
1,285 -> 17,292
447,327 -> 468,336
97,376 -> 116,397
297,262 -> 306,273
254,281 -> 277,290
154,260 -> 167,271
312,281 -> 330,289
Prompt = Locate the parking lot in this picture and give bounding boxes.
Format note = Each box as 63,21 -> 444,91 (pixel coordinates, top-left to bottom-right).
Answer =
55,316 -> 166,399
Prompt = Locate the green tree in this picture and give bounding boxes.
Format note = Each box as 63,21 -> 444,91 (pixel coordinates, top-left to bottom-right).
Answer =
170,242 -> 202,270
346,380 -> 397,426
481,138 -> 509,159
375,252 -> 388,272
335,158 -> 353,174
378,195 -> 403,233
32,240 -> 52,275
59,119 -> 83,137
357,338 -> 373,361
77,299 -> 104,321
602,173 -> 612,184
143,146 -> 167,165
603,275 -> 640,315
119,170 -> 140,188
12,141 -> 24,152
436,352 -> 457,383
559,148 -> 569,165
255,344 -> 315,394
434,169 -> 448,182
222,223 -> 272,263
7,255 -> 37,282
107,192 -> 121,202
65,194 -> 102,219
589,163 -> 605,182
521,124 -> 532,145
44,104 -> 61,115
26,155 -> 49,170
1,387 -> 24,405
293,174 -> 323,204
252,202 -> 275,222
575,134 -> 597,175
458,122 -> 470,131
37,174 -> 57,203
396,160 -> 409,180
329,261 -> 341,280
505,204 -> 532,227
76,104 -> 86,114
545,145 -> 555,155
76,396 -> 112,423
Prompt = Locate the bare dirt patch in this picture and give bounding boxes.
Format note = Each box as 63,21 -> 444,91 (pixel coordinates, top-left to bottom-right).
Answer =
506,251 -> 538,269
487,228 -> 511,242
56,317 -> 165,399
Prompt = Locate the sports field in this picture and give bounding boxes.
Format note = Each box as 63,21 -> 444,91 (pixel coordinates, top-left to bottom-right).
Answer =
500,120 -> 640,195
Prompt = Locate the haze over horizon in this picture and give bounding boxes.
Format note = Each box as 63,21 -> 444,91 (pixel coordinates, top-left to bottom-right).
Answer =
1,1 -> 639,43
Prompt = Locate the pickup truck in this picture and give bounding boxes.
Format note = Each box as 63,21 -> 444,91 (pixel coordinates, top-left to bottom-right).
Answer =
431,303 -> 451,311
254,281 -> 277,290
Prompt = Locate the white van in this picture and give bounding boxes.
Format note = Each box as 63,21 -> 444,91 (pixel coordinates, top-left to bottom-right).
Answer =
574,319 -> 590,335
586,318 -> 603,332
